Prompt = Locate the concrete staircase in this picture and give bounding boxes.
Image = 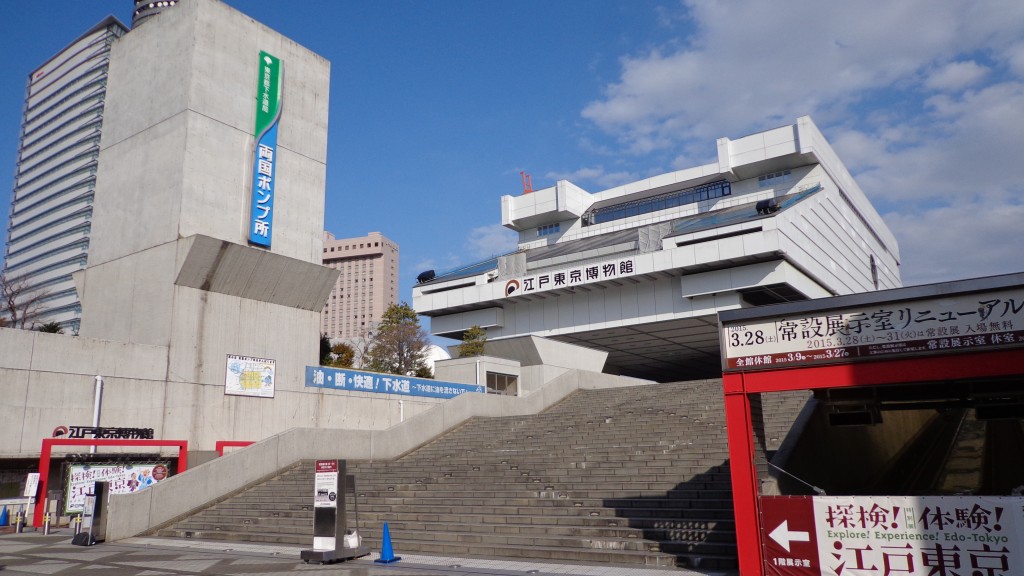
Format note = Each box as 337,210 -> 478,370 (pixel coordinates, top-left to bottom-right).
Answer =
158,380 -> 810,569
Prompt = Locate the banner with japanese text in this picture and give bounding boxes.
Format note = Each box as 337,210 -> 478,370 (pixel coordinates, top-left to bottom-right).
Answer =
249,50 -> 281,248
761,495 -> 1024,576
64,462 -> 169,514
305,366 -> 484,399
723,288 -> 1024,371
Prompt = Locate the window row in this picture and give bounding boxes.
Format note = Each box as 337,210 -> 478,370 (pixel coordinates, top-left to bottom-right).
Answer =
583,180 -> 731,226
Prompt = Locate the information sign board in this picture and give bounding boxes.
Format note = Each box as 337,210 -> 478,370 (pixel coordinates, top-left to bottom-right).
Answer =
761,495 -> 1024,575
23,473 -> 39,500
314,460 -> 339,510
723,288 -> 1024,371
313,460 -> 340,550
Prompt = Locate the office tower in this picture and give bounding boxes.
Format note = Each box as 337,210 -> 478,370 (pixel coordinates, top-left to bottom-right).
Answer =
321,231 -> 399,340
2,17 -> 129,332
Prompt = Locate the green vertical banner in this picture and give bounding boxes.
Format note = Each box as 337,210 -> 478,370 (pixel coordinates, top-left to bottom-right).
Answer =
249,50 -> 282,248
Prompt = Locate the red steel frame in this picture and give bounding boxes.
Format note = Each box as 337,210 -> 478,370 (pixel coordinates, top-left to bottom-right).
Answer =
214,440 -> 253,456
33,438 -> 188,528
723,348 -> 1024,576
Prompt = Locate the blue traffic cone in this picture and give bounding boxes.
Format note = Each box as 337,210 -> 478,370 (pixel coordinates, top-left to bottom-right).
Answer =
374,521 -> 401,564
0,506 -> 7,527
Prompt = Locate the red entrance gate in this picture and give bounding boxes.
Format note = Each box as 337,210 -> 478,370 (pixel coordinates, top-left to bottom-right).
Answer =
719,274 -> 1024,575
725,349 -> 1024,575
33,438 -> 188,527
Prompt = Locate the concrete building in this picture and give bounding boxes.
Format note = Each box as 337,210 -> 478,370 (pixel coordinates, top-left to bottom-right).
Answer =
2,17 -> 128,332
320,231 -> 399,340
0,0 -> 504,481
414,117 -> 902,381
0,0 -> 347,464
131,0 -> 179,27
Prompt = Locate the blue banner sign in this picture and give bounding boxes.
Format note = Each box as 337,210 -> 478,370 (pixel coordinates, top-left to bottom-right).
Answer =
305,366 -> 485,399
249,51 -> 281,248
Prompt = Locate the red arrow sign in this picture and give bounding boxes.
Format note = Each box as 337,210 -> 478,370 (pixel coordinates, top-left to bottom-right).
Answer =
761,496 -> 819,575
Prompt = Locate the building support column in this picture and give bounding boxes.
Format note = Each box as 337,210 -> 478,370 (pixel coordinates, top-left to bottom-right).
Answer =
724,373 -> 765,576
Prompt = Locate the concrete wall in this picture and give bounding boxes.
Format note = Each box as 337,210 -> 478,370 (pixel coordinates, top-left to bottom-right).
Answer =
104,368 -> 644,541
89,0 -> 329,266
782,405 -> 937,493
435,356 -> 521,390
80,0 -> 331,350
0,326 -> 447,459
0,327 -> 167,457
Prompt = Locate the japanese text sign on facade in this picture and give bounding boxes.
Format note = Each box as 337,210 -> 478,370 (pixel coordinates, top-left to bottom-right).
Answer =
305,366 -> 484,399
51,425 -> 155,439
722,288 -> 1024,371
761,495 -> 1024,576
503,256 -> 636,298
248,50 -> 281,248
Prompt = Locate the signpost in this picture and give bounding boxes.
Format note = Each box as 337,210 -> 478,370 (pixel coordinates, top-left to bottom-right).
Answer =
73,481 -> 109,546
23,473 -> 39,500
300,460 -> 368,564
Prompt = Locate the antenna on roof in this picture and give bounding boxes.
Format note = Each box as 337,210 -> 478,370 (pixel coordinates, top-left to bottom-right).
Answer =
520,171 -> 533,194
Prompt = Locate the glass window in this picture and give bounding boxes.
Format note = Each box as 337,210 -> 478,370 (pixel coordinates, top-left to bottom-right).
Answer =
586,180 -> 730,226
486,372 -> 518,396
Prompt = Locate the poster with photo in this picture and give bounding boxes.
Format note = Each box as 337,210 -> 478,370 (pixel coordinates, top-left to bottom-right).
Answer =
64,462 -> 169,514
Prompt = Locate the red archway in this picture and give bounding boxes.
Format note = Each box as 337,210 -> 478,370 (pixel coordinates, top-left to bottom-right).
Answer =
33,438 -> 188,527
725,348 -> 1024,575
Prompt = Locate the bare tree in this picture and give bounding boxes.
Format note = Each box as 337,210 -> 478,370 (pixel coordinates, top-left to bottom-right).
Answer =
0,272 -> 48,329
349,325 -> 377,369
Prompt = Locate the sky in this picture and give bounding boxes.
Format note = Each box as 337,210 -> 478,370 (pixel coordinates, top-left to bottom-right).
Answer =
2,0 -> 1023,326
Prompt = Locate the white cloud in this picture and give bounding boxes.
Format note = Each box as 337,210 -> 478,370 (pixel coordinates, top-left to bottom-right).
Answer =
411,255 -> 461,277
1006,42 -> 1024,78
884,200 -> 1024,286
582,1 -> 1024,150
924,60 -> 989,92
578,0 -> 1024,285
544,165 -> 639,189
464,224 -> 517,260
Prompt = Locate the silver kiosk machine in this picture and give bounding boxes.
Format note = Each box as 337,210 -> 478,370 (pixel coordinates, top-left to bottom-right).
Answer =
300,460 -> 369,564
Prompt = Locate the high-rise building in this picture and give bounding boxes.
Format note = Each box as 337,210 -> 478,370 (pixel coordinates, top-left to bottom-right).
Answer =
321,231 -> 399,340
132,0 -> 179,27
2,17 -> 129,332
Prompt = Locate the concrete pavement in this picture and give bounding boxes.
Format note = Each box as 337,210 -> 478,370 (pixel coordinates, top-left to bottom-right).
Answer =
0,530 -> 731,576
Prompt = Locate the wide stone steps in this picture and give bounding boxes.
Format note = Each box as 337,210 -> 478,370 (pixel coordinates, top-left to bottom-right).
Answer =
210,488 -> 736,505
155,380 -> 809,570
165,509 -> 733,532
163,514 -> 736,545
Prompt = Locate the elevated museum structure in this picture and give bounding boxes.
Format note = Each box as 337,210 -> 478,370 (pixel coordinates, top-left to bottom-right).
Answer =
414,117 -> 902,381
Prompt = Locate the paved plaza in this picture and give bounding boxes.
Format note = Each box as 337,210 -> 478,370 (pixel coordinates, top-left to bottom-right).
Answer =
0,531 -> 730,576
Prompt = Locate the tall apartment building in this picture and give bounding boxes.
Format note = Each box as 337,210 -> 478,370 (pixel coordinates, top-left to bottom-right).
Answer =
321,231 -> 399,340
2,17 -> 129,332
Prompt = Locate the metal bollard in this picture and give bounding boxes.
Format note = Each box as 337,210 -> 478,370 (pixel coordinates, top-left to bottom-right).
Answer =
73,515 -> 83,535
14,511 -> 24,534
42,513 -> 51,535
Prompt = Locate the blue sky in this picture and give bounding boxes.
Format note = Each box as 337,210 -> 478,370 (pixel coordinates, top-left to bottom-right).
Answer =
3,0 -> 1024,322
